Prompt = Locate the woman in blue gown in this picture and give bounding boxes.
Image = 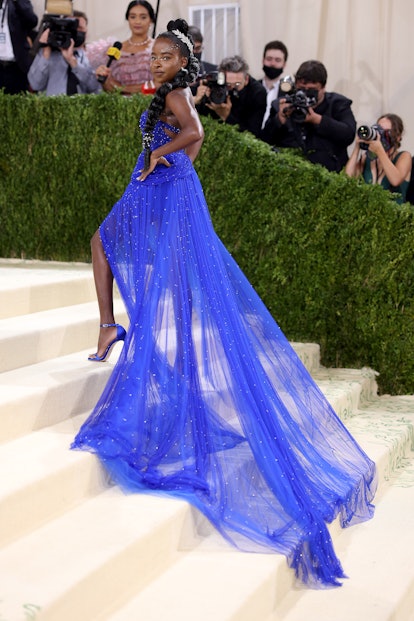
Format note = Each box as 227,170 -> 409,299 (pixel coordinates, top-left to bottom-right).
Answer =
71,19 -> 377,587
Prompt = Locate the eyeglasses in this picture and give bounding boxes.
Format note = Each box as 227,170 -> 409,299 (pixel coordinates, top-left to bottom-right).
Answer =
226,82 -> 243,89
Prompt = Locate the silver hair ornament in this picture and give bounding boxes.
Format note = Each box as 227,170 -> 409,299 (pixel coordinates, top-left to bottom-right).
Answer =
172,29 -> 193,52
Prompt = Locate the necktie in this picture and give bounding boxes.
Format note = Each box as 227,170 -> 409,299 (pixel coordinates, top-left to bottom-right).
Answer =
66,66 -> 79,95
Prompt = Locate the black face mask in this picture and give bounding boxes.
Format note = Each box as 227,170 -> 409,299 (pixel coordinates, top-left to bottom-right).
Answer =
194,52 -> 202,62
262,65 -> 283,80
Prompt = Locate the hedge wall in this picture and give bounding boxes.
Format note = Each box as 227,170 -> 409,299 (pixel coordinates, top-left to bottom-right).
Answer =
1,91 -> 414,395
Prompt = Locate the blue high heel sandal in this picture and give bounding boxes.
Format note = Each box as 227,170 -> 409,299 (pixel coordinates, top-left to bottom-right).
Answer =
88,323 -> 126,362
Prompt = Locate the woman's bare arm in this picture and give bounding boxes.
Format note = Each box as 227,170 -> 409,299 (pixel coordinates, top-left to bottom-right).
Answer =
138,88 -> 204,180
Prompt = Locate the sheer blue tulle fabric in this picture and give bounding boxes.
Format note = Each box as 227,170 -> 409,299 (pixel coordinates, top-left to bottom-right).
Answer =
71,112 -> 377,587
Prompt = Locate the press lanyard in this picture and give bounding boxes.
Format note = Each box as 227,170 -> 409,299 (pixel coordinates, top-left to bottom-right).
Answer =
0,0 -> 7,46
0,0 -> 7,34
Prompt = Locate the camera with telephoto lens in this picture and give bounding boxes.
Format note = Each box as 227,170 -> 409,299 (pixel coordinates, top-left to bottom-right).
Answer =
357,124 -> 391,151
199,71 -> 228,104
278,75 -> 318,123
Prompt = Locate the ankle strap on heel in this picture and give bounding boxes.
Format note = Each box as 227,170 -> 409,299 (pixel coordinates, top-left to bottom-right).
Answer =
100,323 -> 118,328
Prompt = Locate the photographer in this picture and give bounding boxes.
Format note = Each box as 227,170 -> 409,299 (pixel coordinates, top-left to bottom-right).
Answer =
259,40 -> 289,127
345,113 -> 412,204
196,55 -> 267,139
261,60 -> 356,172
0,0 -> 38,94
28,10 -> 100,95
188,25 -> 216,76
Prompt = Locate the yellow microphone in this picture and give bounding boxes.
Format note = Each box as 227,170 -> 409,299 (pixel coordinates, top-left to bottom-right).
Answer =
98,41 -> 122,83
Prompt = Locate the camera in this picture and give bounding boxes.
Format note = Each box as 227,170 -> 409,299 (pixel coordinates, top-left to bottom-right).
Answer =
40,0 -> 79,51
45,15 -> 79,49
199,71 -> 228,104
357,124 -> 392,151
278,75 -> 318,123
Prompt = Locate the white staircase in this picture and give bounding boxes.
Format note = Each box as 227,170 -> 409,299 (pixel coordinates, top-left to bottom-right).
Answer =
0,259 -> 413,621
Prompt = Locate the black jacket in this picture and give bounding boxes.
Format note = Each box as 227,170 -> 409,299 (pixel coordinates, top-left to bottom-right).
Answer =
198,59 -> 217,77
197,75 -> 267,139
190,59 -> 217,96
261,91 -> 356,172
6,0 -> 38,72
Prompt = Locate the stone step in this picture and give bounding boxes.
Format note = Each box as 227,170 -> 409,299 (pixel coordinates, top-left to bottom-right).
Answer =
0,348 -> 122,444
0,298 -> 128,374
1,387 -> 413,619
1,441 -> 413,621
0,363 -> 387,546
346,403 -> 414,495
107,539 -> 288,621
103,453 -> 414,621
0,260 -> 95,319
311,366 -> 379,413
0,414 -> 105,547
0,488 -> 190,621
264,462 -> 414,621
0,340 -> 323,448
1,260 -> 414,621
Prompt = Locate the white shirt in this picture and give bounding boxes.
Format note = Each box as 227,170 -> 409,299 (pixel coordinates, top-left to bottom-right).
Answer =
261,78 -> 281,128
0,2 -> 15,61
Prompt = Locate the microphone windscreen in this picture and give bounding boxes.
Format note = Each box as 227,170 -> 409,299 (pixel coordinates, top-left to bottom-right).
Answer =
107,42 -> 122,60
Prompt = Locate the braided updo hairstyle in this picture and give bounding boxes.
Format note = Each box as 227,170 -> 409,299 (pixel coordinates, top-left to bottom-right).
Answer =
142,19 -> 199,170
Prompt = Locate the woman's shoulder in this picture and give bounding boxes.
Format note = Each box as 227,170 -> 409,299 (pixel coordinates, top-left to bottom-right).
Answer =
165,86 -> 192,103
86,37 -> 116,69
393,150 -> 412,164
396,149 -> 412,158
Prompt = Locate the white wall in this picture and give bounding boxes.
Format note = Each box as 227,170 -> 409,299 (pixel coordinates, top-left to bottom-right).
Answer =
30,0 -> 414,154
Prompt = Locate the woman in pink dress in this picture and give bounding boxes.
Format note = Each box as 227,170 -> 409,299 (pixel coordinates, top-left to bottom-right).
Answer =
90,1 -> 155,95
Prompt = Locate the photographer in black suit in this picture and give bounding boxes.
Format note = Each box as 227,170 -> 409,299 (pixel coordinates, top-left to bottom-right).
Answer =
0,0 -> 38,93
261,60 -> 356,172
196,54 -> 267,139
188,24 -> 217,103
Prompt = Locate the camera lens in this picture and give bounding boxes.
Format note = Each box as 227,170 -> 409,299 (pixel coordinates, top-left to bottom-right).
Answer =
357,125 -> 377,141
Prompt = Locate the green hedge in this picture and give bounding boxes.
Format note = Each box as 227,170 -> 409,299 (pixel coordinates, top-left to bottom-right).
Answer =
1,92 -> 414,395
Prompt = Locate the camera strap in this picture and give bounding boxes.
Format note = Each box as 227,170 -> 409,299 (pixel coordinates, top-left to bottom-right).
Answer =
290,119 -> 307,154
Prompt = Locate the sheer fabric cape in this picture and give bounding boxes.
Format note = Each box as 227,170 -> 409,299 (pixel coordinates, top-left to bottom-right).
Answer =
71,111 -> 377,587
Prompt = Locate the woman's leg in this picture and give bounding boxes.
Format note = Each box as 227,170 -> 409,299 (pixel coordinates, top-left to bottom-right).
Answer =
90,230 -> 118,357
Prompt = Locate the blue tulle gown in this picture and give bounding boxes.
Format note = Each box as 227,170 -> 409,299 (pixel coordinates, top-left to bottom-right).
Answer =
71,112 -> 377,587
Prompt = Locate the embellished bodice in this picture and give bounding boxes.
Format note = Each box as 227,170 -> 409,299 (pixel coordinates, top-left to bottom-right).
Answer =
132,111 -> 193,184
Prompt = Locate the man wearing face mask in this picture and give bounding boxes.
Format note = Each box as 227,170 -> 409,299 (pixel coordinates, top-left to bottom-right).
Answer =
188,25 -> 216,76
188,24 -> 217,102
259,40 -> 288,128
261,60 -> 356,172
28,10 -> 100,95
198,54 -> 267,139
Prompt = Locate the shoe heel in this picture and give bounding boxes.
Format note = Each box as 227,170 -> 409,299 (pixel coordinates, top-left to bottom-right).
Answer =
88,323 -> 126,362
